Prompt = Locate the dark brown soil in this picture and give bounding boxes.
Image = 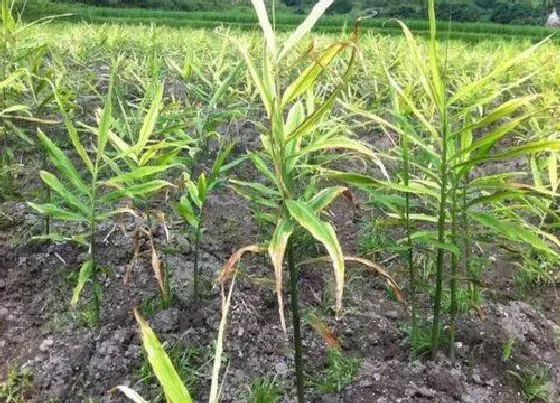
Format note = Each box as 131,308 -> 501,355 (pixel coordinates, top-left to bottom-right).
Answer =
1,125 -> 559,403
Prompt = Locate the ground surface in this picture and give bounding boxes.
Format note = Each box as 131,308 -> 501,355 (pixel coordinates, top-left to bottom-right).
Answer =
1,127 -> 560,402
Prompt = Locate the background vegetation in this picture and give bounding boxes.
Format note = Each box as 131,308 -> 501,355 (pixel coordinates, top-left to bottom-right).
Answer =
44,0 -> 560,25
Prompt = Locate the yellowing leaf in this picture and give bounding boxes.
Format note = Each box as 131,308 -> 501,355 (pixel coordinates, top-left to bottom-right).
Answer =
114,386 -> 148,403
268,219 -> 295,333
278,0 -> 334,61
251,0 -> 276,56
308,186 -> 347,212
286,200 -> 345,314
282,42 -> 346,107
134,310 -> 193,403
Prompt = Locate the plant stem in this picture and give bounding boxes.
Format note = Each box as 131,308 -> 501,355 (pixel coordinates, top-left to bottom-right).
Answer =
162,257 -> 171,308
193,206 -> 204,302
42,150 -> 50,235
449,178 -> 458,360
90,217 -> 99,325
402,124 -> 417,342
287,239 -> 304,403
432,109 -> 449,360
91,156 -> 99,325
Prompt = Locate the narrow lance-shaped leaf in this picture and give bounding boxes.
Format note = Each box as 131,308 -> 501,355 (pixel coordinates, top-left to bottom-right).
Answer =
286,200 -> 345,313
72,259 -> 93,306
27,202 -> 88,222
453,112 -> 538,161
471,212 -> 555,255
209,143 -> 235,184
268,219 -> 295,333
100,180 -> 172,203
37,129 -> 89,196
285,40 -> 357,143
454,95 -> 538,136
278,0 -> 334,61
282,42 -> 347,107
308,186 -> 347,212
547,151 -> 558,192
209,275 -> 237,403
52,84 -> 94,174
174,196 -> 199,228
40,171 -> 90,216
299,135 -> 389,179
105,165 -> 171,185
251,0 -> 276,57
134,310 -> 193,403
229,37 -> 272,116
135,82 -> 164,157
1,0 -> 15,33
97,77 -> 114,160
449,36 -> 550,105
284,101 -> 305,174
457,140 -> 560,168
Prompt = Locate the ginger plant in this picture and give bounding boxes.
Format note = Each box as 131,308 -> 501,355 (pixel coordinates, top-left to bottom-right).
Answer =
28,76 -> 172,324
221,0 -> 396,400
174,143 -> 235,302
336,0 -> 560,359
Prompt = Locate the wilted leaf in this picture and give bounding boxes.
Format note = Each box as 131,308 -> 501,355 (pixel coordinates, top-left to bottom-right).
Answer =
305,313 -> 341,350
286,200 -> 345,314
299,256 -> 404,303
268,219 -> 295,333
218,244 -> 265,284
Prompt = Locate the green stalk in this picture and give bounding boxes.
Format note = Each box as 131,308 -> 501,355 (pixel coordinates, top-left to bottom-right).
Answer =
431,108 -> 449,359
162,257 -> 171,308
402,124 -> 417,341
287,238 -> 304,403
90,150 -> 100,325
89,216 -> 99,325
449,177 -> 458,360
463,185 -> 474,303
192,205 -> 204,302
42,149 -> 50,234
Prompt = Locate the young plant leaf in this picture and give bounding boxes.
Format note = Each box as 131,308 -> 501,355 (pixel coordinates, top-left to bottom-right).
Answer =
39,171 -> 90,216
37,129 -> 89,196
72,259 -> 93,306
27,202 -> 88,222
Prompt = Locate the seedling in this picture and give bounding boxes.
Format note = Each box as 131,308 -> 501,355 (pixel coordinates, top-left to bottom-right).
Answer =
28,76 -> 172,324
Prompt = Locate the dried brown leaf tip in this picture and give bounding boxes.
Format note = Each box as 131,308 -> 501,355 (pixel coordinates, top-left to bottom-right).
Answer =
217,244 -> 265,284
151,210 -> 169,241
299,255 -> 405,304
306,313 -> 341,351
342,189 -> 360,210
125,229 -> 142,285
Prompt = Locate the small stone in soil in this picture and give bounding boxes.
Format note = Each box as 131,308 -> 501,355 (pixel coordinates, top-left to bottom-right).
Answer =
385,311 -> 399,320
40,339 -> 54,352
275,361 -> 288,375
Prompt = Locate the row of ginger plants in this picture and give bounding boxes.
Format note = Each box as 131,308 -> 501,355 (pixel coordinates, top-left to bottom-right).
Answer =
3,0 -> 560,401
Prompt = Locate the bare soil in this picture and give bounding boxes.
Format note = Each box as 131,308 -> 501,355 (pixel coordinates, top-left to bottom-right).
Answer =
1,125 -> 560,403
